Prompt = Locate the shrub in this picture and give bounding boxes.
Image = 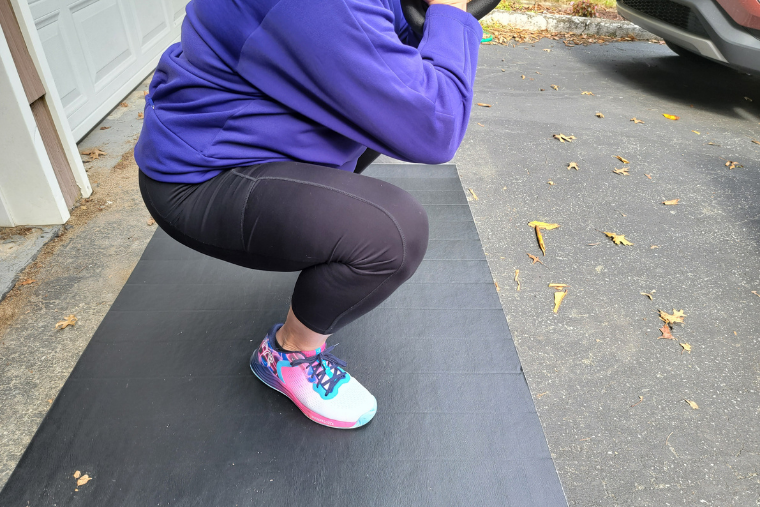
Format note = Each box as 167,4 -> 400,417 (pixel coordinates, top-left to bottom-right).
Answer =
570,0 -> 597,18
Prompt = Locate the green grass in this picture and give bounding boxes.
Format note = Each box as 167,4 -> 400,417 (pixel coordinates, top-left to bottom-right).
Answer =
494,0 -> 617,10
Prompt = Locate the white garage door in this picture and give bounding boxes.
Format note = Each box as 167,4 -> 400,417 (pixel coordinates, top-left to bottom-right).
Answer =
28,0 -> 188,140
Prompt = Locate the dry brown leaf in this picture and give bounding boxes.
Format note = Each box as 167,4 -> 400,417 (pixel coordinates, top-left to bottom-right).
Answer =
645,174 -> 652,180
725,160 -> 743,169
143,91 -> 149,96
658,323 -> 674,340
581,91 -> 594,96
543,48 -> 551,52
548,283 -> 567,289
553,134 -> 576,143
120,102 -> 129,108
680,342 -> 691,354
19,279 -> 36,286
477,123 -> 485,127
536,391 -> 548,398
73,471 -> 81,479
476,103 -> 492,107
527,222 -> 558,256
659,309 -> 686,326
650,245 -> 659,249
630,117 -> 644,124
752,290 -> 760,298
515,269 -> 521,291
494,281 -> 500,292
551,84 -> 558,90
55,315 -> 77,330
567,162 -> 579,171
548,180 -> 554,185
707,142 -> 720,146
527,253 -> 544,265
595,112 -> 604,118
614,155 -> 630,164
528,221 -> 560,230
662,198 -> 680,205
147,218 -> 155,226
612,167 -> 629,176
553,290 -> 567,313
752,139 -> 760,145
604,232 -> 633,246
138,112 -> 144,119
685,399 -> 699,410
692,130 -> 700,135
479,24 -> 637,47
630,396 -> 643,407
77,474 -> 92,486
662,113 -> 680,120
521,75 -> 526,79
641,292 -> 653,300
468,188 -> 479,200
99,126 -> 111,130
80,148 -> 107,160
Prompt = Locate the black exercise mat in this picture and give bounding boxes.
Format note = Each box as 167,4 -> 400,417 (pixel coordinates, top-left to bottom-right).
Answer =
0,164 -> 566,506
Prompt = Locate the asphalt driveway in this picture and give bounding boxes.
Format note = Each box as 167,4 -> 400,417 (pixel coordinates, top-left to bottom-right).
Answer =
444,39 -> 760,505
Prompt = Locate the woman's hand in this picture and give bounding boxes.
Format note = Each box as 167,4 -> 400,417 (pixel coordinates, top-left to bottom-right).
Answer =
424,0 -> 467,12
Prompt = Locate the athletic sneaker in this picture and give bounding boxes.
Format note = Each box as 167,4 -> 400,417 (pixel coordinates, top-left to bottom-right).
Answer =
250,323 -> 377,429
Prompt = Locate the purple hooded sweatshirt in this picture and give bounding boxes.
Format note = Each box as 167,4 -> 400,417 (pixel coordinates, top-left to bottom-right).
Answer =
135,0 -> 482,183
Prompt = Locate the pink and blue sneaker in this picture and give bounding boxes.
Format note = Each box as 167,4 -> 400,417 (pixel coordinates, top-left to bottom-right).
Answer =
250,323 -> 377,429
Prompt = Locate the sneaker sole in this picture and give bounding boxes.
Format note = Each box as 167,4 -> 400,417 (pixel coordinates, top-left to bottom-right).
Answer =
250,352 -> 376,429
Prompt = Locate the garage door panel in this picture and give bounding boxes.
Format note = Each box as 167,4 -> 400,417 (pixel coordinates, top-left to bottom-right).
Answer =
35,11 -> 87,113
70,0 -> 135,87
170,0 -> 186,24
130,0 -> 170,51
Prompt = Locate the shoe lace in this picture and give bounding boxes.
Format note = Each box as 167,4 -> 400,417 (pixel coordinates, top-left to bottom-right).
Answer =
290,345 -> 347,396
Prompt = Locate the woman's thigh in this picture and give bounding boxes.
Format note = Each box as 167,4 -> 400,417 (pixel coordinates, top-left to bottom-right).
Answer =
138,161 -> 428,275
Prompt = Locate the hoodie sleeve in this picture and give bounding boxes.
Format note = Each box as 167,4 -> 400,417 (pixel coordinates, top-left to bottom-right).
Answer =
237,0 -> 482,164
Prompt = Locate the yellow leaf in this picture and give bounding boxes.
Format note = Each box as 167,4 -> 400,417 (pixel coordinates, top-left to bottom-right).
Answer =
528,221 -> 560,230
604,232 -> 634,245
476,103 -> 492,107
645,174 -> 652,179
691,130 -> 700,135
641,292 -> 653,300
55,315 -> 77,330
73,471 -> 81,479
663,114 -> 680,120
521,75 -> 526,79
630,117 -> 645,124
494,281 -> 500,292
595,112 -> 604,118
514,269 -> 520,291
662,198 -> 680,205
725,160 -> 743,170
567,162 -> 579,170
535,227 -> 545,255
581,91 -> 594,95
80,148 -> 107,160
468,188 -> 479,200
659,308 -> 686,326
77,474 -> 92,486
752,139 -> 759,145
527,253 -> 543,265
548,283 -> 568,289
553,290 -> 567,313
612,167 -> 629,176
553,134 -> 576,143
614,155 -> 630,164
685,399 -> 699,410
137,112 -> 144,119
680,342 -> 691,354
551,84 -> 559,90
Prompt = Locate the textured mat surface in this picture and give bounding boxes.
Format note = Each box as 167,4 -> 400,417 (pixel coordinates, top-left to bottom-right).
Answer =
0,164 -> 566,506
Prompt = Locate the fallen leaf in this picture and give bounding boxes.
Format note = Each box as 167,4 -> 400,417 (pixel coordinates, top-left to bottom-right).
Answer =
476,103 -> 492,107
553,133 -> 576,143
494,281 -> 500,292
595,112 -> 604,118
662,113 -> 680,120
77,474 -> 92,486
581,91 -> 594,95
604,232 -> 633,245
680,342 -> 691,354
515,269 -> 521,291
55,315 -> 77,330
659,308 -> 686,326
147,218 -> 155,226
630,396 -> 643,407
752,291 -> 760,298
645,174 -> 652,179
551,84 -> 558,90
707,142 -> 720,146
662,198 -> 680,205
650,245 -> 659,249
612,167 -> 629,176
501,69 -> 505,72
641,292 -> 653,300
614,155 -> 630,164
543,48 -> 551,52
725,160 -> 743,170
521,75 -> 526,79
477,123 -> 485,127
527,253 -> 544,265
685,399 -> 699,410
553,290 -> 567,313
567,162 -> 579,170
587,242 -> 599,246
19,279 -> 36,286
752,139 -> 760,145
528,221 -> 560,230
80,148 -> 107,160
143,91 -> 149,96
47,399 -> 52,403
468,188 -> 479,200
73,471 -> 81,479
137,112 -> 144,119
692,130 -> 700,135
547,180 -> 554,185
548,283 -> 567,289
536,391 -> 548,398
658,323 -> 674,340
745,96 -> 753,102
99,126 -> 111,130
120,102 -> 129,107
630,117 -> 645,124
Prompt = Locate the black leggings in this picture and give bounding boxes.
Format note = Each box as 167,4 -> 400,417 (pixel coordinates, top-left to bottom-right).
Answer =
138,155 -> 429,335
